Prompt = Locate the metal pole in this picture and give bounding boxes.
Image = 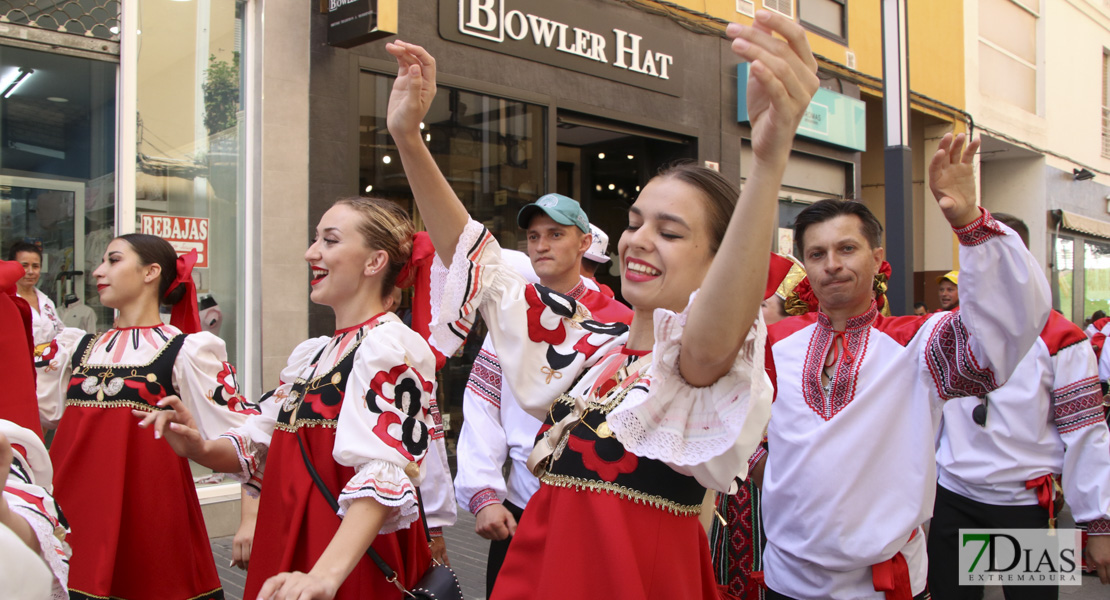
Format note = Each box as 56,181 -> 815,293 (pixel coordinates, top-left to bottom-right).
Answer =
881,0 -> 913,315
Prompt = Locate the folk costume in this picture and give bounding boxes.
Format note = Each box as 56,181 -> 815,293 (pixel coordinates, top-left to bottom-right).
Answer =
221,311 -> 456,600
429,221 -> 772,600
28,287 -> 65,348
760,210 -> 1051,600
35,250 -> 255,600
930,310 -> 1110,598
454,276 -> 632,595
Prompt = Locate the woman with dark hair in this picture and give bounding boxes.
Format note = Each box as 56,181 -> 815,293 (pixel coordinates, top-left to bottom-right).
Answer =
383,10 -> 818,599
8,241 -> 64,347
139,197 -> 456,600
34,233 -> 255,600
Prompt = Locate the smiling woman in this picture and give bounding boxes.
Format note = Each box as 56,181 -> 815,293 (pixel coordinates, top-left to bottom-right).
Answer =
383,8 -> 819,597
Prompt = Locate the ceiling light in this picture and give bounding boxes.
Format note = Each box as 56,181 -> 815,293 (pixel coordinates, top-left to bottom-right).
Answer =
608,183 -> 615,190
595,185 -> 602,191
425,133 -> 431,142
635,185 -> 641,192
419,122 -> 425,130
598,153 -> 606,159
109,26 -> 120,34
382,155 -> 392,164
1,68 -> 33,99
627,154 -> 634,160
364,185 -> 373,193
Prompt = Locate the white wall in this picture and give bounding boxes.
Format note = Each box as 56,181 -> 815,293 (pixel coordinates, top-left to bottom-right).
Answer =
980,156 -> 1049,272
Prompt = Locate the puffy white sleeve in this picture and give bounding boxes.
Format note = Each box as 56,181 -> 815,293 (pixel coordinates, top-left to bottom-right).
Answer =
1050,339 -> 1110,534
34,327 -> 87,431
221,337 -> 328,496
332,322 -> 440,534
454,336 -> 511,514
607,291 -> 773,493
2,420 -> 70,599
924,210 -> 1051,400
172,333 -> 257,440
430,220 -> 627,421
1099,334 -> 1110,384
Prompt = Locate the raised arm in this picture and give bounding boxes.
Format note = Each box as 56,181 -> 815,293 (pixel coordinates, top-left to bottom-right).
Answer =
680,12 -> 818,386
925,133 -> 1051,397
385,41 -> 471,265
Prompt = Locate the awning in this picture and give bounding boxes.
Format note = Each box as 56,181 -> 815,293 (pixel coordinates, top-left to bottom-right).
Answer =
1057,210 -> 1110,239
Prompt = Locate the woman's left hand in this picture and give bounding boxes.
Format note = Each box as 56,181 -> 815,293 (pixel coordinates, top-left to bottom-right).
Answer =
430,536 -> 450,566
256,571 -> 339,600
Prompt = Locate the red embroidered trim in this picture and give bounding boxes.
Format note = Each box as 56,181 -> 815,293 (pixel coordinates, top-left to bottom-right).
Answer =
1054,376 -> 1105,434
1086,519 -> 1110,535
801,305 -> 875,420
466,348 -> 503,408
952,209 -> 1005,247
468,488 -> 502,514
925,312 -> 998,400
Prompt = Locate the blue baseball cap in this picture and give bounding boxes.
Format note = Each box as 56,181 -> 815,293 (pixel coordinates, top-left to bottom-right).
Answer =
517,193 -> 590,233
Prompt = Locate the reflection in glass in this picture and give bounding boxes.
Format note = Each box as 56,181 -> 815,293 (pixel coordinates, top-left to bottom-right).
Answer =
1085,238 -> 1110,322
1054,235 -> 1073,322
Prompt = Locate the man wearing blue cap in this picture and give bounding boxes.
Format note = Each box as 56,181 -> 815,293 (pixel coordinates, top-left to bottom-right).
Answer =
454,193 -> 632,596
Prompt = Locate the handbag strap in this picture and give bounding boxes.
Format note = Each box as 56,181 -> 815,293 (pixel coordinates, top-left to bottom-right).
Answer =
295,430 -> 411,588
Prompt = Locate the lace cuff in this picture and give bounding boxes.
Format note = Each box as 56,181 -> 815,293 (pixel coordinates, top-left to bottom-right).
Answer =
429,220 -> 492,357
9,503 -> 70,598
607,290 -> 773,467
338,458 -> 420,534
220,430 -> 266,496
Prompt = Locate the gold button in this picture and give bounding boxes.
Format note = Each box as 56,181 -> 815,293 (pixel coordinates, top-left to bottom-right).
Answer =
404,461 -> 420,479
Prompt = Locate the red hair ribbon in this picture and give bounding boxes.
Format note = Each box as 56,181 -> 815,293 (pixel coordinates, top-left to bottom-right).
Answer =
168,249 -> 201,334
874,260 -> 893,312
765,253 -> 794,301
396,232 -> 446,370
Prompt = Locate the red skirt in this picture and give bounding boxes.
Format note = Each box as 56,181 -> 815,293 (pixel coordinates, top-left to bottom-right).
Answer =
50,406 -> 222,600
491,482 -> 720,600
245,427 -> 431,599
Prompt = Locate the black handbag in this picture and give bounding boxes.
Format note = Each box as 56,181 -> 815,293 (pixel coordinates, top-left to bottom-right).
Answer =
296,432 -> 464,600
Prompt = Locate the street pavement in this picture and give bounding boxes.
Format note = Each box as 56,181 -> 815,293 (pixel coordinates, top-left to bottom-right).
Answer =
211,509 -> 1108,600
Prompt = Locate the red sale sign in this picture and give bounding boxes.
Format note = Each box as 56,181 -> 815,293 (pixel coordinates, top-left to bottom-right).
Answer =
139,214 -> 210,268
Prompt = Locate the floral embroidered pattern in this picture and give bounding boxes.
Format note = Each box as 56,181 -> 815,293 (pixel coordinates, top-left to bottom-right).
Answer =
800,307 -> 874,420
367,364 -> 435,461
1053,376 -> 1105,434
926,312 -> 998,400
953,209 -> 1005,247
34,339 -> 59,369
211,361 -> 257,414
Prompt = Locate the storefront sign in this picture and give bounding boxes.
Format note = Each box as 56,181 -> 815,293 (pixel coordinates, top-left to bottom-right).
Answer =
440,0 -> 683,96
737,64 -> 866,152
327,0 -> 398,49
139,214 -> 210,268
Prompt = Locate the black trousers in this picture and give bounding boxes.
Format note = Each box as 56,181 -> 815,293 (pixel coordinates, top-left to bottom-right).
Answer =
927,483 -> 1057,600
485,500 -> 525,598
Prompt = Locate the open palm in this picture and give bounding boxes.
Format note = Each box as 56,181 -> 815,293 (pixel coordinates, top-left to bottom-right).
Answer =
928,133 -> 981,227
385,41 -> 437,138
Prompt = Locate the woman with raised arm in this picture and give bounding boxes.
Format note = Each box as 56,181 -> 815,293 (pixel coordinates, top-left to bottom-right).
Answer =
33,234 -> 255,600
385,10 -> 818,600
138,197 -> 457,600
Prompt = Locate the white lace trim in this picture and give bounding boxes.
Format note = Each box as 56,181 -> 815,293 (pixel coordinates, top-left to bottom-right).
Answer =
607,290 -> 772,467
220,430 -> 266,488
337,459 -> 419,534
10,503 -> 70,599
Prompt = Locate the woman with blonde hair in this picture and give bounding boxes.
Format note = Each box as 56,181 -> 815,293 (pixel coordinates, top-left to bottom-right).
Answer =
384,10 -> 818,599
141,197 -> 455,600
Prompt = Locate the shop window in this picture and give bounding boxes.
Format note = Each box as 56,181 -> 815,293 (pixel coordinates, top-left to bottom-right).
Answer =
1054,234 -> 1074,322
979,0 -> 1040,114
359,69 -> 546,455
1084,239 -> 1110,320
1,45 -> 117,337
799,0 -> 846,44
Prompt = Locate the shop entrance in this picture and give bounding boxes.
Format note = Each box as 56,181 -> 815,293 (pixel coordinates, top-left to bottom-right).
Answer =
554,112 -> 695,300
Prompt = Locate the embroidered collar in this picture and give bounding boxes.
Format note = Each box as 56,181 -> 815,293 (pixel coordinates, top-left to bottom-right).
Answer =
816,301 -> 878,333
566,280 -> 588,301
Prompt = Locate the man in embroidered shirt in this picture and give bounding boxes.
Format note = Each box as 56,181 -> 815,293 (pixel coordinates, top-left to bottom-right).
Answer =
752,134 -> 1052,600
928,213 -> 1110,596
453,194 -> 632,596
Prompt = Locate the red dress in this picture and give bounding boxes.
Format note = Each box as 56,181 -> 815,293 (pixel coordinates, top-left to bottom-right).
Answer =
227,315 -> 444,599
50,332 -> 223,599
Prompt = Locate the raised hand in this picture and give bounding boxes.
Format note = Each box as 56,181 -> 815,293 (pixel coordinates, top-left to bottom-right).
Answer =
928,132 -> 982,228
133,395 -> 204,459
385,40 -> 438,140
727,11 -> 819,166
